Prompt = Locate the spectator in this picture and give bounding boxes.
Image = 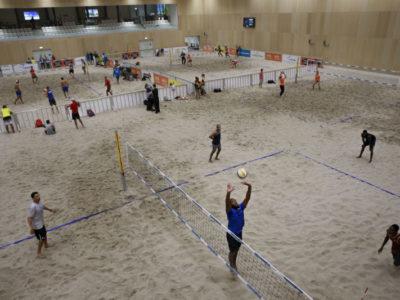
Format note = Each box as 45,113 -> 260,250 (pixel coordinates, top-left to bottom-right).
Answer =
44,120 -> 56,135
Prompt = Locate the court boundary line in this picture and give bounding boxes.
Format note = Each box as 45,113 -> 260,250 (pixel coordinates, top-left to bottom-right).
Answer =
73,76 -> 102,96
296,152 -> 400,198
0,150 -> 284,250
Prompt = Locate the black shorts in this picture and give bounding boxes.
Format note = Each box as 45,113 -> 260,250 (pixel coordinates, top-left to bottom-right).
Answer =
69,69 -> 74,74
49,98 -> 56,106
227,231 -> 242,252
34,226 -> 47,241
72,112 -> 80,120
106,87 -> 111,93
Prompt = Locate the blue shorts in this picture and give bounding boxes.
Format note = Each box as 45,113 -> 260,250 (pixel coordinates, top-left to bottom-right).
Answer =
393,251 -> 400,266
63,86 -> 68,92
115,75 -> 120,79
16,90 -> 21,96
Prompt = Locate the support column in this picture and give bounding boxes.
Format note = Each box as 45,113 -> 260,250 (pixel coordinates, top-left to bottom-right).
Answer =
116,6 -> 120,22
15,9 -> 21,28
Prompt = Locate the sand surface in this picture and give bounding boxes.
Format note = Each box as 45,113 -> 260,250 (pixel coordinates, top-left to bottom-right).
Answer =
0,60 -> 400,300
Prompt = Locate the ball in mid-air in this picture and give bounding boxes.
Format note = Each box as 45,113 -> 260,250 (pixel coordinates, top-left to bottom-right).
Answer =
237,168 -> 247,179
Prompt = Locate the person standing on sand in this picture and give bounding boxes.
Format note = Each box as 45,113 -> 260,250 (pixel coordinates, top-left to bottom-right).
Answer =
152,84 -> 160,114
357,130 -> 376,163
30,66 -> 38,84
225,181 -> 252,272
378,224 -> 400,266
105,76 -> 113,96
14,80 -> 24,104
1,105 -> 15,134
312,71 -> 321,90
209,124 -> 221,163
27,192 -> 56,258
60,77 -> 69,98
66,98 -> 85,129
259,68 -> 264,88
279,71 -> 286,96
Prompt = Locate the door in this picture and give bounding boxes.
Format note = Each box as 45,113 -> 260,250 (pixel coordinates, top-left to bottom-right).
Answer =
139,40 -> 154,57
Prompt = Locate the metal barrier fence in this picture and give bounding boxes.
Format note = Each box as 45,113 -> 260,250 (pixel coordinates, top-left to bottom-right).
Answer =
1,66 -> 301,132
2,85 -> 186,132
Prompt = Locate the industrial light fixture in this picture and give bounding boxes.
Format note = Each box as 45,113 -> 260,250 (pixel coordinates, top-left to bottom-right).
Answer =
323,40 -> 329,47
39,46 -> 43,49
308,39 -> 314,45
144,36 -> 148,40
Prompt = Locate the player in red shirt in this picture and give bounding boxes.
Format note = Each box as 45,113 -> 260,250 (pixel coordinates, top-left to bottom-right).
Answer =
104,76 -> 112,96
312,71 -> 321,90
30,66 -> 38,84
259,68 -> 264,88
279,71 -> 286,96
378,224 -> 400,266
66,98 -> 85,129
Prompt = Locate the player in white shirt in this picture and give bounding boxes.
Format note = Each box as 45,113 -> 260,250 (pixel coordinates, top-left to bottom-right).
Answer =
27,192 -> 56,258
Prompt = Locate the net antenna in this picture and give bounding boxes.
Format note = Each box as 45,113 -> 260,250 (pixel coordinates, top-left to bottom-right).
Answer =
124,141 -> 313,300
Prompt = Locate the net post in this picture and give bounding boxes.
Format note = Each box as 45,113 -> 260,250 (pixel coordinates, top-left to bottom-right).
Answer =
115,130 -> 126,191
295,57 -> 299,83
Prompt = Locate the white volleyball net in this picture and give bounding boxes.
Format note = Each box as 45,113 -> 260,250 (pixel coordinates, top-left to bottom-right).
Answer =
125,141 -> 313,300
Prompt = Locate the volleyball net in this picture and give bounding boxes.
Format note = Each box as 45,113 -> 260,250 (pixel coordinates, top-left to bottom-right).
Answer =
125,141 -> 312,300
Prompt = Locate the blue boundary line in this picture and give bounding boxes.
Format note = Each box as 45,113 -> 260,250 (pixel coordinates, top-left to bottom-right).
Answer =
0,150 -> 284,250
296,152 -> 400,198
73,76 -> 102,96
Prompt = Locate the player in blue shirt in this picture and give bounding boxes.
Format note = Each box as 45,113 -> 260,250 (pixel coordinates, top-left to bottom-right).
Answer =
45,86 -> 59,114
225,180 -> 252,272
113,67 -> 121,84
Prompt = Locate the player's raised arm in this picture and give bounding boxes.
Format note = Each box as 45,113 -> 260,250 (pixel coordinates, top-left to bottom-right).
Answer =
226,183 -> 234,212
241,180 -> 252,207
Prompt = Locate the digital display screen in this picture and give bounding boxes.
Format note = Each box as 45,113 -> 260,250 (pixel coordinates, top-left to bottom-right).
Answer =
88,9 -> 99,18
24,11 -> 40,20
243,18 -> 255,28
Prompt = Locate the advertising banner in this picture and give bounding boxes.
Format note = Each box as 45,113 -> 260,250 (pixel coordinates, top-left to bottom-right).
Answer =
265,52 -> 282,62
251,50 -> 265,59
154,73 -> 169,87
282,54 -> 300,64
1,65 -> 13,74
228,48 -> 236,56
301,56 -> 323,67
239,49 -> 251,57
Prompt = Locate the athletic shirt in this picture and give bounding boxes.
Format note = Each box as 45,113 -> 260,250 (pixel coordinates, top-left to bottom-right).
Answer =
1,107 -> 11,118
213,131 -> 221,145
28,201 -> 44,230
279,76 -> 285,86
113,68 -> 120,77
315,74 -> 320,82
260,72 -> 263,79
47,89 -> 54,100
390,233 -> 400,251
30,68 -> 35,76
105,79 -> 111,88
227,203 -> 245,234
68,101 -> 79,114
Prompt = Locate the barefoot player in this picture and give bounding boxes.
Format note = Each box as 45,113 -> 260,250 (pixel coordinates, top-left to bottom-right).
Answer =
378,224 -> 400,266
357,130 -> 376,163
14,80 -> 24,104
209,124 -> 221,163
279,71 -> 286,96
60,77 -> 69,98
312,71 -> 321,90
27,192 -> 56,258
30,66 -> 38,84
225,181 -> 252,272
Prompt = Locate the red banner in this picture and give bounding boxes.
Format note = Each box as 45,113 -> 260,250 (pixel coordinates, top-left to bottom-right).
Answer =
265,52 -> 282,62
121,51 -> 140,60
52,59 -> 74,68
202,45 -> 214,52
154,73 -> 169,87
301,57 -> 323,68
130,67 -> 142,79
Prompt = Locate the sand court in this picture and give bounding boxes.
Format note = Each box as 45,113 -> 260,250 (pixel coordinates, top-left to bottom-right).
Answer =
1,69 -> 399,299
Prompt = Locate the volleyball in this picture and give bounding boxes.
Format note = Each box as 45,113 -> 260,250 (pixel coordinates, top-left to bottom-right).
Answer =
237,168 -> 247,179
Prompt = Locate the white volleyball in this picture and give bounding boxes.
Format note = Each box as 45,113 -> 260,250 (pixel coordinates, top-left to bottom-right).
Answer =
237,168 -> 247,179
